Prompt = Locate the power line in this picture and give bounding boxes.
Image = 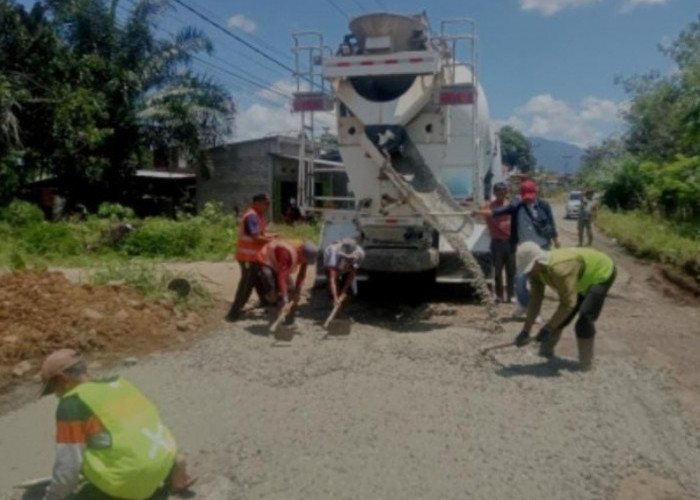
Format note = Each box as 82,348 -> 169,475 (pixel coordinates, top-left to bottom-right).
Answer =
349,0 -> 367,13
374,0 -> 388,10
170,0 -> 296,76
325,0 -> 350,19
116,2 -> 292,102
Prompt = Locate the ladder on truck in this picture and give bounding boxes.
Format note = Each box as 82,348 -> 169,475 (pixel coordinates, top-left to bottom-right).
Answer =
291,33 -> 351,213
360,18 -> 497,317
358,129 -> 497,319
439,18 -> 483,206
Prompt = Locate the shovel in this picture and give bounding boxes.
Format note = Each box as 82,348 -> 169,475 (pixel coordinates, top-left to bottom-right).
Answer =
480,336 -> 534,355
269,300 -> 297,334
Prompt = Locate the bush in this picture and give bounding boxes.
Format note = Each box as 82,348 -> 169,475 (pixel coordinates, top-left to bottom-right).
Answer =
602,161 -> 647,211
0,199 -> 45,226
124,217 -> 203,257
20,222 -> 83,256
97,202 -> 135,220
597,208 -> 700,283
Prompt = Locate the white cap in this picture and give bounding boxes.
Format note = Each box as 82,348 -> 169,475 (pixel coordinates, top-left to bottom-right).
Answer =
516,241 -> 550,275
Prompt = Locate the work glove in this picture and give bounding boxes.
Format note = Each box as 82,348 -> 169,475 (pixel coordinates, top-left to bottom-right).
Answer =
514,330 -> 531,347
535,327 -> 553,344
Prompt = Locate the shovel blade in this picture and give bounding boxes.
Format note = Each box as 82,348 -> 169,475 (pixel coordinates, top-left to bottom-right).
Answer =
326,318 -> 352,336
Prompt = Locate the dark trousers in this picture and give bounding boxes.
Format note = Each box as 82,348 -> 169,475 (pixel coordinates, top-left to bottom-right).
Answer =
490,238 -> 515,301
558,267 -> 616,338
228,261 -> 266,315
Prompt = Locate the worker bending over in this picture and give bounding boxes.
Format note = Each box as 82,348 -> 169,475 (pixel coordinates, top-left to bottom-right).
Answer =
323,238 -> 365,306
258,239 -> 319,322
39,349 -> 194,500
514,242 -> 616,371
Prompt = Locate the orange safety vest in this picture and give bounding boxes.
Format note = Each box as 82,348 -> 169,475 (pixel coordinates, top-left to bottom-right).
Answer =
235,208 -> 267,262
257,240 -> 301,274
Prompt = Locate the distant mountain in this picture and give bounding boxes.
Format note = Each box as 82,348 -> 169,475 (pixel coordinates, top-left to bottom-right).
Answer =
528,137 -> 584,175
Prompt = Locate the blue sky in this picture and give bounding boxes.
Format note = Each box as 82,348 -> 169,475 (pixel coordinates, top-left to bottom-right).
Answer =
20,0 -> 700,147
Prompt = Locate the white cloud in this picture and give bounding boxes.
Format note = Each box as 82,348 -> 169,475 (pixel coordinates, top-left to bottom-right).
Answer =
226,14 -> 257,34
519,0 -> 600,16
256,79 -> 298,105
234,103 -> 335,142
621,0 -> 670,12
495,94 -> 626,147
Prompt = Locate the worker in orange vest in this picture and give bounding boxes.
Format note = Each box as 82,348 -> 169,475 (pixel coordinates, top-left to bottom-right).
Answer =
257,239 -> 319,324
225,193 -> 277,322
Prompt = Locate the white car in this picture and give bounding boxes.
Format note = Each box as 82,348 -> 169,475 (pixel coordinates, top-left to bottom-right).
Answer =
565,190 -> 582,219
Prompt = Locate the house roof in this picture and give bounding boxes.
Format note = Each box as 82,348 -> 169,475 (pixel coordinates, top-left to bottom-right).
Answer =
135,170 -> 195,179
270,153 -> 344,169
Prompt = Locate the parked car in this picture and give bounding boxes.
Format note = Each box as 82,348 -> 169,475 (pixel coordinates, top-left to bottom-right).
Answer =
565,190 -> 582,219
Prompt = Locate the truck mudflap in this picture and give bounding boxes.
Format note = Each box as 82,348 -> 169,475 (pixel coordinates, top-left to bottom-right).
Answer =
362,247 -> 439,273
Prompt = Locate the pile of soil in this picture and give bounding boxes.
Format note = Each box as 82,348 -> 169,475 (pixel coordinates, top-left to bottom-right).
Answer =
0,270 -> 203,389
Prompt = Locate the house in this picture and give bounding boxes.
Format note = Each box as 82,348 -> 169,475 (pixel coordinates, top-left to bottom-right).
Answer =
200,135 -> 350,221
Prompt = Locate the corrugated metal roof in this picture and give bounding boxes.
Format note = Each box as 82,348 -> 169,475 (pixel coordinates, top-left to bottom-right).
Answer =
135,170 -> 195,179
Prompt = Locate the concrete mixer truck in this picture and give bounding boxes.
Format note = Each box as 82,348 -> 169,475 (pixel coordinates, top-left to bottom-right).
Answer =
291,12 -> 504,284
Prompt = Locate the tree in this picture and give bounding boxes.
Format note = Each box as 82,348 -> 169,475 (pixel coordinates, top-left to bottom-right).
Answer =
619,15 -> 700,161
0,0 -> 234,208
498,126 -> 536,173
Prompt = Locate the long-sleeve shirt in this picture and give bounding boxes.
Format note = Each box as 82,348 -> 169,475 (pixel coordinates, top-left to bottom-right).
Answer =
44,393 -> 111,500
491,198 -> 557,250
526,259 -> 583,332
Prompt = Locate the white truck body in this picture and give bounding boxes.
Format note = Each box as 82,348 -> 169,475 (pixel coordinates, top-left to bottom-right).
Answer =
293,13 -> 504,281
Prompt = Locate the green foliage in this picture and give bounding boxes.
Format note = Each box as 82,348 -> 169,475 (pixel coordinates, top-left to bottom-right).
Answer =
124,217 -> 203,257
8,250 -> 26,270
0,199 -> 45,226
498,126 -> 536,173
20,221 -> 83,256
0,0 -> 233,208
640,155 -> 700,221
601,160 -> 647,211
97,202 -> 135,220
597,209 -> 699,282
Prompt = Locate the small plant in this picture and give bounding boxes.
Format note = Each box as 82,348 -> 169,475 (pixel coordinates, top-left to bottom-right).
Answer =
8,250 -> 26,270
97,202 -> 135,221
89,263 -> 211,308
0,199 -> 45,226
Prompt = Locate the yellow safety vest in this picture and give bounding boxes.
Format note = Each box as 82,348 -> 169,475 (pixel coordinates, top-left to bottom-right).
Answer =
547,247 -> 614,294
67,377 -> 176,499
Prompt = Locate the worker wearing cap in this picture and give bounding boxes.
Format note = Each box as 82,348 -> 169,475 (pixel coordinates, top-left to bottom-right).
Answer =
323,238 -> 365,306
513,242 -> 617,371
258,239 -> 319,321
473,179 -> 559,318
38,349 -> 194,500
226,192 -> 276,322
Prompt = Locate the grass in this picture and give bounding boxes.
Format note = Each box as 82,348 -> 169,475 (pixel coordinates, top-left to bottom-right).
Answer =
596,208 -> 700,282
89,262 -> 212,309
0,200 -> 321,270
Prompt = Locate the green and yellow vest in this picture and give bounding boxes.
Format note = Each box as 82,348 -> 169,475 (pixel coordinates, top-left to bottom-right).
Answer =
66,377 -> 177,499
547,247 -> 614,294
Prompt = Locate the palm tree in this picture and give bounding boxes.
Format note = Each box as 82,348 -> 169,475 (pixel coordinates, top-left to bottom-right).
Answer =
47,0 -> 235,185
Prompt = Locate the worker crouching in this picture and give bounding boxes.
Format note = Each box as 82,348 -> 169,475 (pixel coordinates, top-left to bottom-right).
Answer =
513,242 -> 616,371
39,349 -> 194,500
323,238 -> 364,307
257,239 -> 319,325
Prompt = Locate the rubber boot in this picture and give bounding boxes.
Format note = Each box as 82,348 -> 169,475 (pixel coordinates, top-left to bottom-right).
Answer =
577,337 -> 595,372
538,329 -> 563,358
